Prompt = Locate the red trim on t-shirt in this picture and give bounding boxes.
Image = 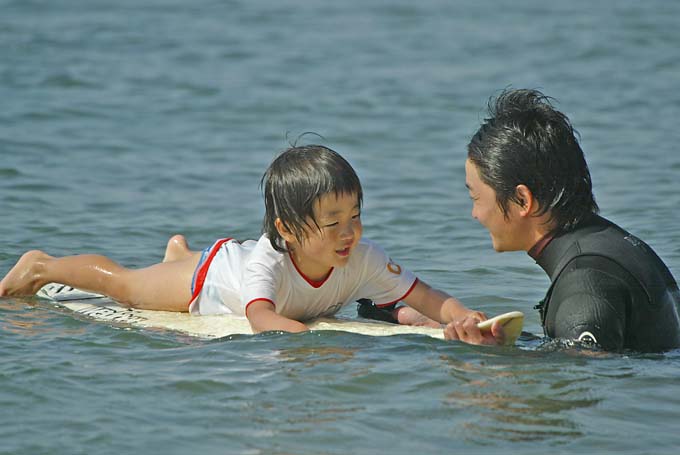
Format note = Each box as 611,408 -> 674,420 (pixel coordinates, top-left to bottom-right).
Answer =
245,298 -> 276,318
189,238 -> 233,305
375,278 -> 420,308
287,248 -> 333,288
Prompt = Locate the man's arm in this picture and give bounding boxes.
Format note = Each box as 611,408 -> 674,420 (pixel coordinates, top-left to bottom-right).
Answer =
547,267 -> 628,350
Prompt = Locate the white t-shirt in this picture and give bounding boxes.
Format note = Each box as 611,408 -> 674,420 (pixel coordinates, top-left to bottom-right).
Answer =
188,235 -> 417,321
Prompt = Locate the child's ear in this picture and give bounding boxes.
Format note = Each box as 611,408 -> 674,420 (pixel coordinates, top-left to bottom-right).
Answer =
275,218 -> 297,244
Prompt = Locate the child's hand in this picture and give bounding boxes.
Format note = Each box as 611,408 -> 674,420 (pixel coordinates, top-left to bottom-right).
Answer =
443,315 -> 506,345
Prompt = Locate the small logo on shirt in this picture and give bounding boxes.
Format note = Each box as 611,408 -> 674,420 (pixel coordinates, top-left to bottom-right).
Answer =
387,259 -> 402,275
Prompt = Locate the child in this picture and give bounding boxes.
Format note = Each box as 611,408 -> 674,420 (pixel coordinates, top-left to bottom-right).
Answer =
0,145 -> 500,341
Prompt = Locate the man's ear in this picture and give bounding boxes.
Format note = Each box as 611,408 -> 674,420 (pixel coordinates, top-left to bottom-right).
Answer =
515,185 -> 535,217
275,218 -> 297,244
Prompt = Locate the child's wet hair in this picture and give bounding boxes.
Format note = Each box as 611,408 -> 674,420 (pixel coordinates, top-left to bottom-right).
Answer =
261,145 -> 363,252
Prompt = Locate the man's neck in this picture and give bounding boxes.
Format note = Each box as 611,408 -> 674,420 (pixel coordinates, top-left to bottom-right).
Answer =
522,215 -> 556,256
528,231 -> 555,260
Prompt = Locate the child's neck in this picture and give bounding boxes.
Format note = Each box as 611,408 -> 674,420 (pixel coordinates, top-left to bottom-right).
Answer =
289,250 -> 333,284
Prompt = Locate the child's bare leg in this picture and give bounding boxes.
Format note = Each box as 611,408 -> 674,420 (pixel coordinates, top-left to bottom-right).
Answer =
162,234 -> 194,262
113,253 -> 203,311
0,249 -> 202,312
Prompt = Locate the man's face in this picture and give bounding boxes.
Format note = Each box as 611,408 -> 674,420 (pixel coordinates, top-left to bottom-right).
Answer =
465,159 -> 527,252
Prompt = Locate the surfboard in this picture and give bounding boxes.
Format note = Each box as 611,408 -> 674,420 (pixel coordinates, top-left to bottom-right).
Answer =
36,283 -> 523,343
478,310 -> 525,342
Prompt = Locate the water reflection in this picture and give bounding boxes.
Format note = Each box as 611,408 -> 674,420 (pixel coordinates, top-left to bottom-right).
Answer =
0,297 -> 86,338
277,344 -> 357,366
441,352 -> 601,444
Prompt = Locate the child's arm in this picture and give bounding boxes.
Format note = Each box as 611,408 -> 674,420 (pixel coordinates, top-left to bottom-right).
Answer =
246,299 -> 308,333
402,280 -> 480,322
402,280 -> 504,345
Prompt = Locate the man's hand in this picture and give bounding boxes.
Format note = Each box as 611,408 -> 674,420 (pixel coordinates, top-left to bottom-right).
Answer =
444,316 -> 505,345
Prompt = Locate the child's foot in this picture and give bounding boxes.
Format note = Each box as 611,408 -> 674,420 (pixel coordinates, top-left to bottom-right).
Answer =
0,250 -> 53,296
162,235 -> 192,262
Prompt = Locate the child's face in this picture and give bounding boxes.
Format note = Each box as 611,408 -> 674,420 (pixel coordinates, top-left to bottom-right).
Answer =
286,191 -> 362,281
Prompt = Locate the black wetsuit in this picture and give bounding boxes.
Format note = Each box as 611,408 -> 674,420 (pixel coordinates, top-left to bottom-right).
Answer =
534,214 -> 680,352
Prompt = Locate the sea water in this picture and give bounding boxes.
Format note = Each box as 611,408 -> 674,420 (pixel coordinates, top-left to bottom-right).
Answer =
2,0 -> 680,453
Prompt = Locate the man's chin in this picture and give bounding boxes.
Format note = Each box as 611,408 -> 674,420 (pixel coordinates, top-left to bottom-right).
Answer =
490,238 -> 508,252
491,240 -> 522,253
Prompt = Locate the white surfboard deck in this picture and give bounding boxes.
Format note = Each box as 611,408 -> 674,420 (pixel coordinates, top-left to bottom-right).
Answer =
36,283 -> 446,339
36,283 -> 523,343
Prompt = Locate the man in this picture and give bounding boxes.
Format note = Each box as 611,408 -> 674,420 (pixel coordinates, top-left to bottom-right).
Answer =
361,89 -> 680,351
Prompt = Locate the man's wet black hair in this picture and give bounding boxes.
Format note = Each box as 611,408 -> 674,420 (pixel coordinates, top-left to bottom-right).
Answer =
467,88 -> 598,232
261,145 -> 363,252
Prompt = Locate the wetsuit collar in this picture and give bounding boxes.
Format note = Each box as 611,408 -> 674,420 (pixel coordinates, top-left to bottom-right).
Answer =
534,232 -> 569,280
533,213 -> 605,280
528,232 -> 555,261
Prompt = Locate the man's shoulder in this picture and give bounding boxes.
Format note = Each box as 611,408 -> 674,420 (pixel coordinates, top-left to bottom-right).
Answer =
553,214 -> 674,282
553,260 -> 632,298
570,215 -> 653,257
